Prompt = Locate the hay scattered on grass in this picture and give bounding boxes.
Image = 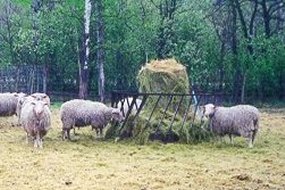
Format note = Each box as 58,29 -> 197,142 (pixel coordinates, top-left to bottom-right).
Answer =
110,109 -> 213,145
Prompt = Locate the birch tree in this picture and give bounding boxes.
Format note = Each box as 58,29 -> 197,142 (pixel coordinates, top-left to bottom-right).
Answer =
79,0 -> 91,99
95,0 -> 105,102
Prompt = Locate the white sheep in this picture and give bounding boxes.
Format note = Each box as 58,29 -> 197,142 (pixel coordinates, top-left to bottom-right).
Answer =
16,92 -> 50,126
117,97 -> 142,117
30,92 -> 51,106
60,99 -> 124,140
20,100 -> 51,148
202,103 -> 260,148
0,92 -> 26,117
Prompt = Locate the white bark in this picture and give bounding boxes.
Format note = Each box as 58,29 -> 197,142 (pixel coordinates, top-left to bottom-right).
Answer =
84,0 -> 91,69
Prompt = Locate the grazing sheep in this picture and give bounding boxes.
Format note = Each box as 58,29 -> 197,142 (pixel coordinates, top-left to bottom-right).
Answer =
117,97 -> 142,117
60,99 -> 124,140
0,92 -> 26,117
202,104 -> 260,148
20,100 -> 51,148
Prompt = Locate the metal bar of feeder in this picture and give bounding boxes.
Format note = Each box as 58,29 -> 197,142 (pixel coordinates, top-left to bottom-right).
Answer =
124,96 -> 136,119
191,96 -> 201,124
147,95 -> 162,123
157,95 -> 173,130
169,95 -> 184,131
190,94 -> 203,128
181,95 -> 193,130
138,95 -> 162,136
133,95 -> 149,138
119,95 -> 138,133
132,95 -> 148,121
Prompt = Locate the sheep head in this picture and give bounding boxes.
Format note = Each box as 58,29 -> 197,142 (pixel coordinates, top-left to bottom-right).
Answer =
32,101 -> 48,119
111,108 -> 125,123
13,92 -> 27,99
201,103 -> 216,119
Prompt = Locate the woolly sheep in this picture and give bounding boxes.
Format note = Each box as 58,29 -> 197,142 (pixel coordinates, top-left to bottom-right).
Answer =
16,93 -> 50,124
202,103 -> 260,148
20,100 -> 51,148
117,97 -> 142,117
60,99 -> 124,140
30,92 -> 51,106
0,92 -> 26,117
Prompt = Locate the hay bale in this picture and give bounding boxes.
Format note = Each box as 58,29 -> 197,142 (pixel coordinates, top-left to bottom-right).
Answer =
137,59 -> 190,114
137,58 -> 190,94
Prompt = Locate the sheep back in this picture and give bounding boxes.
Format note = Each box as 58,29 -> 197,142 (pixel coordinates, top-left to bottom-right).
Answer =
60,99 -> 111,130
210,105 -> 259,138
0,92 -> 26,116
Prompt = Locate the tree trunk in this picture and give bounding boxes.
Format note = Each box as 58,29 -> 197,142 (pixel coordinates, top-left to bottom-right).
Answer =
261,0 -> 271,38
219,41 -> 225,91
230,0 -> 241,103
95,0 -> 105,102
79,0 -> 92,99
43,64 -> 48,93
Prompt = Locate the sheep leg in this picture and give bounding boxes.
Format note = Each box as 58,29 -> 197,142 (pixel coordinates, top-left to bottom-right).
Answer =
38,138 -> 43,149
99,126 -> 103,138
95,127 -> 100,137
33,135 -> 38,148
229,134 -> 234,144
73,127 -> 78,136
246,132 -> 254,148
66,128 -> 71,140
251,129 -> 257,146
61,130 -> 65,140
26,133 -> 29,144
62,128 -> 71,140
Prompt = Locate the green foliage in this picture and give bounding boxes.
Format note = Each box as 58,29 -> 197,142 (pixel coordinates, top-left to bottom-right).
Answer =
0,0 -> 284,101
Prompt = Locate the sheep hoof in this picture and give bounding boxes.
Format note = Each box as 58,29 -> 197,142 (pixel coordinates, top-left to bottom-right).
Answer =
114,137 -> 120,143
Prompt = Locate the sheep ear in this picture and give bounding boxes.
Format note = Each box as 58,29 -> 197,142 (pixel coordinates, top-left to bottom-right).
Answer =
31,102 -> 36,105
13,93 -> 18,97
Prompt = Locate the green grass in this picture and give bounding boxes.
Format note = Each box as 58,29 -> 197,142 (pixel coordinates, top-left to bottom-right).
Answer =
0,107 -> 284,189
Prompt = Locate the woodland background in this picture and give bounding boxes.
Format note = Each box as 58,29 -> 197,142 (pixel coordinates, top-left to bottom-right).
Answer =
0,0 -> 285,103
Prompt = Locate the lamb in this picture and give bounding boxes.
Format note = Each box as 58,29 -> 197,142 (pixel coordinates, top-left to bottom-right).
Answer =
0,92 -> 26,117
202,103 -> 260,148
60,99 -> 124,140
20,100 -> 51,148
117,97 -> 142,117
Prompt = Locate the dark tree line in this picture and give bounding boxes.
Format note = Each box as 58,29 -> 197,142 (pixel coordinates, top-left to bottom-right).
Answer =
0,0 -> 284,102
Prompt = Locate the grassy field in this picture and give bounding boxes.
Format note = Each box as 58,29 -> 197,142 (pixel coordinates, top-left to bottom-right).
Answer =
0,106 -> 284,190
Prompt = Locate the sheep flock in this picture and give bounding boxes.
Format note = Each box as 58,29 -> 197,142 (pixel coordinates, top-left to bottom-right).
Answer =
0,92 -> 262,148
